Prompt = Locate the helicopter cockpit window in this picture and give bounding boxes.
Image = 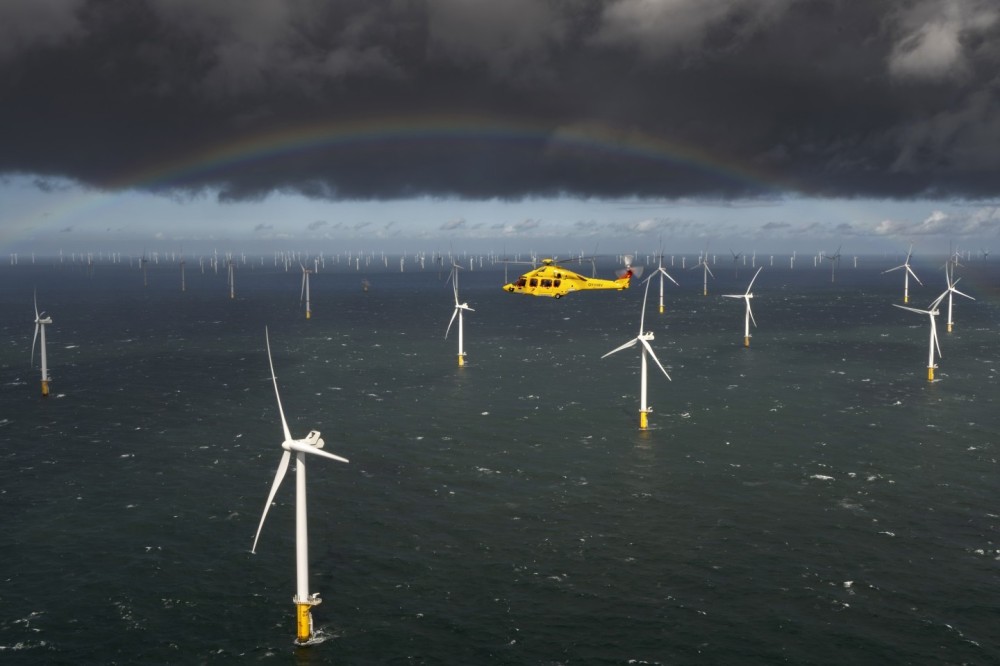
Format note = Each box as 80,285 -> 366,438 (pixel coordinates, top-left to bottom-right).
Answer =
541,279 -> 552,287
516,277 -> 527,287
529,278 -> 538,287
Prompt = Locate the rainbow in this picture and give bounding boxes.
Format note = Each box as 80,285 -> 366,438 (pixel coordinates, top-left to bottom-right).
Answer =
115,113 -> 779,192
4,113 -> 787,250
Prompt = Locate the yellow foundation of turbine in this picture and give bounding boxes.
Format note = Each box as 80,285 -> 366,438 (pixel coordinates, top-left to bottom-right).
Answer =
639,410 -> 649,430
904,295 -> 909,303
295,601 -> 317,643
744,336 -> 750,348
659,305 -> 664,313
41,380 -> 49,397
458,354 -> 464,367
927,366 -> 934,381
947,322 -> 952,332
306,310 -> 311,320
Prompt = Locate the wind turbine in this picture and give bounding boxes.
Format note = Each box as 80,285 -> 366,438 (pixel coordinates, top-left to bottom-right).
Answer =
300,263 -> 313,319
729,249 -> 742,278
692,250 -> 715,295
646,247 -> 679,313
883,244 -> 921,303
227,258 -> 235,299
821,245 -> 841,282
938,264 -> 975,333
893,295 -> 944,381
601,278 -> 672,430
252,328 -> 349,644
445,263 -> 474,367
31,291 -> 53,397
180,258 -> 186,292
722,266 -> 763,348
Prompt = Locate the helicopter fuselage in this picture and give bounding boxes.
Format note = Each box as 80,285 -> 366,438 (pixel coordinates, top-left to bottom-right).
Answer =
502,260 -> 632,298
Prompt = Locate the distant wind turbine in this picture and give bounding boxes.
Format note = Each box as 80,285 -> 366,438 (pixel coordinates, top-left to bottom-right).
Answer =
646,246 -> 679,313
883,244 -> 921,303
601,278 -> 672,430
445,263 -> 474,367
938,265 -> 975,333
722,266 -> 763,348
692,255 -> 715,296
821,245 -> 842,282
893,295 -> 944,381
252,328 -> 349,645
300,263 -> 313,319
31,291 -> 53,397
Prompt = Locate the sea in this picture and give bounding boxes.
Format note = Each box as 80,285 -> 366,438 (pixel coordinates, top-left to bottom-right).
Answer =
1,253 -> 998,665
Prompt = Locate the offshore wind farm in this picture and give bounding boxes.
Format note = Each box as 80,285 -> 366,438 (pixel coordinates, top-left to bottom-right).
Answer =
1,250 -> 998,664
4,2 -> 1000,664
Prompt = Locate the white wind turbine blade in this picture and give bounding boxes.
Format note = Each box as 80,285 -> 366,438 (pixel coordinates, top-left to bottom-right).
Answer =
286,440 -> 350,463
882,264 -> 904,274
639,337 -> 672,380
660,267 -> 679,285
745,266 -> 763,294
445,307 -> 459,339
300,270 -> 306,302
639,278 -> 652,332
602,337 -> 639,358
265,328 -> 293,443
704,263 -> 714,278
31,292 -> 39,366
746,298 -> 757,328
906,265 -> 922,285
893,304 -> 930,316
951,286 -> 974,301
252,449 -> 291,553
31,322 -> 39,367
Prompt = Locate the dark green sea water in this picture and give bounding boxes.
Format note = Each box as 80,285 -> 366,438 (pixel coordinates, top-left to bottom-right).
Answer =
1,255 -> 998,664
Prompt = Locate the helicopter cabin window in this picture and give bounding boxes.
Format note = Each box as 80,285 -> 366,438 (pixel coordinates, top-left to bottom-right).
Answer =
554,279 -> 561,287
541,279 -> 553,288
529,278 -> 538,287
516,277 -> 527,287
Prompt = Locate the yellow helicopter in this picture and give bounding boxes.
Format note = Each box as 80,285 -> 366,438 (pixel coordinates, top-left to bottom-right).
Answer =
502,256 -> 643,298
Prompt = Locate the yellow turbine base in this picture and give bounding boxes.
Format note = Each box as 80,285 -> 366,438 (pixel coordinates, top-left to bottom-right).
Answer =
41,380 -> 49,397
295,603 -> 314,643
659,305 -> 664,313
947,322 -> 952,332
904,295 -> 909,304
306,310 -> 311,320
927,367 -> 934,381
744,336 -> 750,348
639,410 -> 649,430
458,355 -> 464,367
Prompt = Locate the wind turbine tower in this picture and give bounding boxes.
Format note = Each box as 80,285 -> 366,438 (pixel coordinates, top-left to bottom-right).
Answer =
301,264 -> 313,319
894,296 -> 943,381
602,279 -> 672,430
252,329 -> 349,644
32,292 -> 53,397
723,266 -> 763,348
445,263 -> 474,366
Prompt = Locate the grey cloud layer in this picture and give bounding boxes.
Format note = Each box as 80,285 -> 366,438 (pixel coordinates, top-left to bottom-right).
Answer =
2,0 -> 999,201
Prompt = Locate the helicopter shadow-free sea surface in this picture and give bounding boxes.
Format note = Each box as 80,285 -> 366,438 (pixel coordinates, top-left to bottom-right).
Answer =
1,256 -> 998,664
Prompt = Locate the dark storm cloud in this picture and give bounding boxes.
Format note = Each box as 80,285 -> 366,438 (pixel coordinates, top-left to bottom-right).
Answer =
2,0 -> 1000,201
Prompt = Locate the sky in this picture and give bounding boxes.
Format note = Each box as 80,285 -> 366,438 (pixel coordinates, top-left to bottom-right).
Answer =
2,0 -> 1000,257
